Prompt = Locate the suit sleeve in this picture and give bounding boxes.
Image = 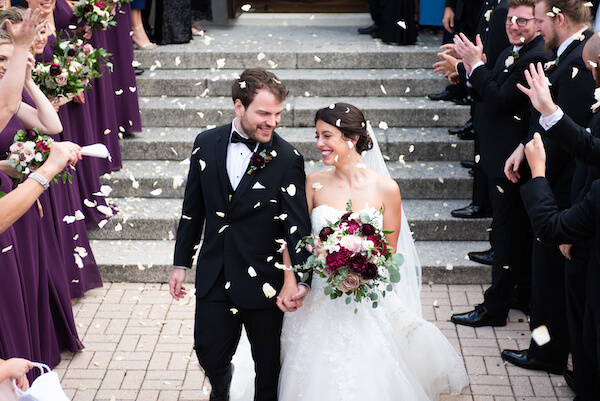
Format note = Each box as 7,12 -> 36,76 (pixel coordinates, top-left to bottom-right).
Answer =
521,177 -> 598,245
173,135 -> 206,268
279,152 -> 312,284
544,113 -> 600,166
468,56 -> 533,111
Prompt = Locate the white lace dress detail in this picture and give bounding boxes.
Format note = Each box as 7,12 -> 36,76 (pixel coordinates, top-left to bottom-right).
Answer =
278,205 -> 469,401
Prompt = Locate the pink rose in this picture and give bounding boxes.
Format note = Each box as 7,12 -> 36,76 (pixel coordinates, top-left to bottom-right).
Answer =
54,73 -> 68,87
339,235 -> 363,253
338,273 -> 362,292
82,43 -> 94,54
9,142 -> 24,153
21,147 -> 35,163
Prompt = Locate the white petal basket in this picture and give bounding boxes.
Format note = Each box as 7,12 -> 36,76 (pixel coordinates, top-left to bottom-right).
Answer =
12,362 -> 70,401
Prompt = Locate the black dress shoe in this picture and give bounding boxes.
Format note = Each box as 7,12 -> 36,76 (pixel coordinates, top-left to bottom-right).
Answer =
468,168 -> 474,175
501,349 -> 565,374
453,96 -> 473,105
468,248 -> 494,265
134,67 -> 145,76
449,120 -> 474,136
358,23 -> 380,34
428,90 -> 452,101
461,160 -> 474,168
563,369 -> 577,393
451,203 -> 492,219
370,28 -> 382,39
451,304 -> 506,327
457,130 -> 474,140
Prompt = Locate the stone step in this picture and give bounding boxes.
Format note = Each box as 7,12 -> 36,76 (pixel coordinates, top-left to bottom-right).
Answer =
138,96 -> 470,128
136,68 -> 447,98
122,126 -> 474,162
87,198 -> 490,241
90,239 -> 491,285
101,160 -> 473,199
132,25 -> 441,70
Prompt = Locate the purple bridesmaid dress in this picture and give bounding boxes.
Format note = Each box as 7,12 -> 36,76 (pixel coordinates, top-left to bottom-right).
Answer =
0,115 -> 83,369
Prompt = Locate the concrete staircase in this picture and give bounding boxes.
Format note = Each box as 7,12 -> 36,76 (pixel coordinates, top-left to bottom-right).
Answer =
89,13 -> 491,285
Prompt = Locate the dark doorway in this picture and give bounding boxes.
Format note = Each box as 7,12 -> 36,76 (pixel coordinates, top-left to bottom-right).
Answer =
230,0 -> 369,14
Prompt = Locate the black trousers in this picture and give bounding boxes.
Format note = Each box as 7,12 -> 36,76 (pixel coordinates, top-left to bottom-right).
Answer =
482,177 -> 532,318
565,247 -> 600,400
527,241 -> 569,366
194,272 -> 283,401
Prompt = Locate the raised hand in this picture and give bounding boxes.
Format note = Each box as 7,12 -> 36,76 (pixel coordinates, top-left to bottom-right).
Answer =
517,62 -> 557,117
524,132 -> 547,178
453,33 -> 484,73
5,8 -> 44,50
433,52 -> 459,78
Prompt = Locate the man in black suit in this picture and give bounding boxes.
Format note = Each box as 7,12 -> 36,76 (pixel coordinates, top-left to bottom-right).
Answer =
169,68 -> 311,401
501,0 -> 594,380
520,131 -> 600,397
450,0 -> 551,328
517,39 -> 600,396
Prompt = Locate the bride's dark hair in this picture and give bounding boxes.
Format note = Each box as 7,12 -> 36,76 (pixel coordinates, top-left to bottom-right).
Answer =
315,103 -> 373,153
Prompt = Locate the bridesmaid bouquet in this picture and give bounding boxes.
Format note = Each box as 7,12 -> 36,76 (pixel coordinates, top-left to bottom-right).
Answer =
32,37 -> 110,100
295,202 -> 403,310
73,0 -> 117,31
6,128 -> 72,186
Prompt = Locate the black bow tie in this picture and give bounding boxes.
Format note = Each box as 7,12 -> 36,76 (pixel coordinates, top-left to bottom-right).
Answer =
231,131 -> 257,151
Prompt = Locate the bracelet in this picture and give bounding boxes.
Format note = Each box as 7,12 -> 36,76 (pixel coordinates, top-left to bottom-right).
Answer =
28,172 -> 50,190
14,100 -> 22,115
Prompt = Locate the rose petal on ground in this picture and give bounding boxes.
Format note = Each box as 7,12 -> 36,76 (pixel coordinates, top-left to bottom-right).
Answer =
262,282 -> 277,298
257,52 -> 266,61
433,114 -> 440,121
380,85 -> 387,95
115,223 -> 123,232
379,121 -> 388,130
409,144 -> 415,153
314,55 -> 321,63
216,58 -> 226,68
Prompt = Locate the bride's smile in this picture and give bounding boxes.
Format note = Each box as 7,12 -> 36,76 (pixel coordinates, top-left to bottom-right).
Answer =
315,120 -> 358,166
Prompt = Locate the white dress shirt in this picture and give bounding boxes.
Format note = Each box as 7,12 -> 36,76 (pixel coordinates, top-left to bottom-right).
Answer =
227,118 -> 258,190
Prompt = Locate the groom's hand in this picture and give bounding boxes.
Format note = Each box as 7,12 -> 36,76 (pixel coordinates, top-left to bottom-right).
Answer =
169,267 -> 187,300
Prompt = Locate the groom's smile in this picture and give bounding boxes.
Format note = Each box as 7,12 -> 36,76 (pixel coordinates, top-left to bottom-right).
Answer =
234,88 -> 283,143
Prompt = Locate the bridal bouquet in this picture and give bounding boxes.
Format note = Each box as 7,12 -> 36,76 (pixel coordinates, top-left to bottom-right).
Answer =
6,128 -> 72,186
295,202 -> 403,310
73,0 -> 117,31
32,37 -> 110,99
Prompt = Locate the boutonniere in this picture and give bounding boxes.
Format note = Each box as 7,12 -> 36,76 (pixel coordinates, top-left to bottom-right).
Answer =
590,87 -> 600,113
544,57 -> 559,72
484,7 -> 494,22
505,51 -> 519,68
247,149 -> 277,174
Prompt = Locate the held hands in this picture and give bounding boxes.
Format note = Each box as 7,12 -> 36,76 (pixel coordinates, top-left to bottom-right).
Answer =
276,282 -> 309,313
524,132 -> 547,178
517,62 -> 558,117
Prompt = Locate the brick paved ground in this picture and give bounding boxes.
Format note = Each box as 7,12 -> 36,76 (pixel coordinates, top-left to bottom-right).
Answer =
54,283 -> 575,401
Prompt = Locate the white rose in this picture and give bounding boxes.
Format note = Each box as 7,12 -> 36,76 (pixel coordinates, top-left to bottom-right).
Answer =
23,141 -> 36,149
505,55 -> 514,68
339,236 -> 363,253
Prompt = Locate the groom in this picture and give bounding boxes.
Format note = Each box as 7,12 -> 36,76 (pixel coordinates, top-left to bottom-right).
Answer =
169,68 -> 311,401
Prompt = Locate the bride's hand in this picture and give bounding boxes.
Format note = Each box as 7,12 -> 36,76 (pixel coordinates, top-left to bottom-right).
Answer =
276,281 -> 304,312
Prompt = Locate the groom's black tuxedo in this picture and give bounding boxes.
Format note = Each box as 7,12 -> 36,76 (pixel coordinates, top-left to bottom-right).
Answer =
174,123 -> 311,308
174,123 -> 311,401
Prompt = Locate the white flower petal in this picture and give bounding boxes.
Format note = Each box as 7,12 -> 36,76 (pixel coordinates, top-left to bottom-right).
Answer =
286,184 -> 297,196
225,281 -> 231,289
380,84 -> 387,95
257,52 -> 266,61
572,67 -> 579,79
378,121 -> 388,130
532,325 -> 551,346
74,253 -> 84,268
115,223 -> 123,232
199,159 -> 207,171
290,226 -> 297,234
63,215 -> 76,224
216,211 -> 225,218
74,210 -> 85,220
2,245 -> 13,253
314,55 -> 321,63
248,266 -> 257,277
218,225 -> 229,233
230,307 -> 238,314
241,3 -> 251,11
262,282 -> 277,298
397,20 -> 406,29
312,182 -> 323,191
150,188 -> 163,196
97,205 -> 114,217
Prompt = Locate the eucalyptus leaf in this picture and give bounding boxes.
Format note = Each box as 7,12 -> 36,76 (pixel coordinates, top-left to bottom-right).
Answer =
345,297 -> 351,305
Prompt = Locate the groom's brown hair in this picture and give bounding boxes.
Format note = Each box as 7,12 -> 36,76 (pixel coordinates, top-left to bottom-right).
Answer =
232,68 -> 289,109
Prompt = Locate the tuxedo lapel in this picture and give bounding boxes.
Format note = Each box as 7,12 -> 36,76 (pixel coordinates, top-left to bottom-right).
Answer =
229,136 -> 275,210
216,125 -> 231,207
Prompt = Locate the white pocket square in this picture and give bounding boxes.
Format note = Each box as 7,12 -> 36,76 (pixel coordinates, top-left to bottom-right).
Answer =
252,182 -> 266,190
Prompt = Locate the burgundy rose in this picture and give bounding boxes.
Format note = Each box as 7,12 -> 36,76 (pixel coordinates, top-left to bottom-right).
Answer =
25,130 -> 37,141
361,263 -> 378,280
368,234 -> 387,256
94,1 -> 105,7
67,48 -> 77,57
348,254 -> 368,273
325,247 -> 352,272
346,219 -> 360,234
83,4 -> 93,13
319,226 -> 334,241
361,223 -> 375,236
249,152 -> 265,168
48,63 -> 61,76
36,140 -> 50,153
340,212 -> 352,222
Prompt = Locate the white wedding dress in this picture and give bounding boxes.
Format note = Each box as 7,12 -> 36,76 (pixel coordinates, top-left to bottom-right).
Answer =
277,205 -> 469,401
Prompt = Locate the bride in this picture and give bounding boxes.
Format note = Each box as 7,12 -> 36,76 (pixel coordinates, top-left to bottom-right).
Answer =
276,103 -> 469,400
